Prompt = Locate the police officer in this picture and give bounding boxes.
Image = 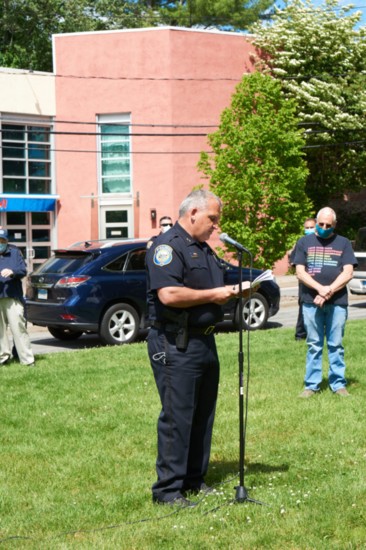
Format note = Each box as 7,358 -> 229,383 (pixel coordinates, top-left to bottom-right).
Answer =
0,228 -> 34,366
146,190 -> 250,507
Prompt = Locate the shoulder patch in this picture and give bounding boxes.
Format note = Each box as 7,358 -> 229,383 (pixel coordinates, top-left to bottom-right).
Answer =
153,245 -> 173,267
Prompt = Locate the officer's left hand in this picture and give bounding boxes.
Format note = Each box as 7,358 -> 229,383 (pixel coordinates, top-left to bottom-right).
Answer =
1,268 -> 13,278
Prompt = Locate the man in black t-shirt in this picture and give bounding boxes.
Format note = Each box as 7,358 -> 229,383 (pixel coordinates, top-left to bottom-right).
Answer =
146,190 -> 250,507
293,207 -> 357,398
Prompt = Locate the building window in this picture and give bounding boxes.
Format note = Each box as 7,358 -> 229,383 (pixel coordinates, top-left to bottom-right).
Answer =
99,115 -> 131,195
1,123 -> 51,194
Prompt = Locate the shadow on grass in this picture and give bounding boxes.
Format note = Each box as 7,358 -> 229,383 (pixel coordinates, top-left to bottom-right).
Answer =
318,376 -> 358,393
209,460 -> 289,484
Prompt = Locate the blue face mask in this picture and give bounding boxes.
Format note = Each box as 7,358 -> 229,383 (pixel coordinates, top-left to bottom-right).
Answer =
304,228 -> 315,235
316,224 -> 334,238
0,242 -> 7,254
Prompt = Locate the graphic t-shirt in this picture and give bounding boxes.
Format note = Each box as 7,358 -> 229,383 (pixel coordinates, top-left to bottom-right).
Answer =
292,233 -> 357,306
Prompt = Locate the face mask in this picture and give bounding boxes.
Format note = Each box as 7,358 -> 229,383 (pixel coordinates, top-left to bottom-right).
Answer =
304,228 -> 315,235
160,224 -> 172,234
316,224 -> 334,238
0,243 -> 8,254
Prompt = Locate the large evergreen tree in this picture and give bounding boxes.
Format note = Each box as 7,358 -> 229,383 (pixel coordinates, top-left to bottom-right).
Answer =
199,72 -> 311,269
251,0 -> 366,224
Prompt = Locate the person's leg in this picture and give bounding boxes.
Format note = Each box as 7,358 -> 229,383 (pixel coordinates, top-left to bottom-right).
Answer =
295,301 -> 306,339
302,304 -> 325,391
5,299 -> 34,365
325,305 -> 348,392
0,302 -> 11,364
148,329 -> 210,502
183,334 -> 219,490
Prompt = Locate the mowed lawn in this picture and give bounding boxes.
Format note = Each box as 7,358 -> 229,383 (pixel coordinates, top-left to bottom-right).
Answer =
0,321 -> 365,549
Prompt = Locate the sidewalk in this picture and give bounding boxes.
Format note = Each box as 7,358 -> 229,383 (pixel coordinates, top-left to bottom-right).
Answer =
275,274 -> 298,290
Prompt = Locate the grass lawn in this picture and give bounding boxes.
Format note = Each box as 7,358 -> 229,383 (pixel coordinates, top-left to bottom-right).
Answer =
0,321 -> 365,549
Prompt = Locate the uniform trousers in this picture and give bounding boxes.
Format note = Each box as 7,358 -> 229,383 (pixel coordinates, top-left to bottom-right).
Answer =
148,327 -> 219,502
0,298 -> 34,365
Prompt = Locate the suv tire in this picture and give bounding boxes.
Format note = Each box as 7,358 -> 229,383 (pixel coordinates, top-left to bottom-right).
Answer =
234,292 -> 269,331
48,327 -> 84,340
99,303 -> 139,345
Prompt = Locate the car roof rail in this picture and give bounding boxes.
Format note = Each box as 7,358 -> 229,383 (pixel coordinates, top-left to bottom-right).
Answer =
67,238 -> 147,249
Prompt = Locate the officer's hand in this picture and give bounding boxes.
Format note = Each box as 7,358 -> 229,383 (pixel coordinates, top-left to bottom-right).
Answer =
1,268 -> 13,278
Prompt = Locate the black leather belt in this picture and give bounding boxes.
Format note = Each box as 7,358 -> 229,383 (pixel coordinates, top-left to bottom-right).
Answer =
151,321 -> 215,336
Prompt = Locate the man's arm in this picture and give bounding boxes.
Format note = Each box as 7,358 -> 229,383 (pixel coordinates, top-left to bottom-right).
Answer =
158,282 -> 251,308
296,264 -> 354,302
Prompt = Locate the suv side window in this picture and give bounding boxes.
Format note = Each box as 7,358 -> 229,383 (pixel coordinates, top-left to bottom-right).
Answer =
125,249 -> 146,271
104,253 -> 127,272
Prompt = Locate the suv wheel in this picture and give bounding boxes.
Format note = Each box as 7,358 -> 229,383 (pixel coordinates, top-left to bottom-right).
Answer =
234,292 -> 269,331
48,327 -> 84,340
99,303 -> 139,345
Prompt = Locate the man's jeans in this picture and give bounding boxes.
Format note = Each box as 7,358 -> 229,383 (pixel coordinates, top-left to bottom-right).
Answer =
302,303 -> 348,392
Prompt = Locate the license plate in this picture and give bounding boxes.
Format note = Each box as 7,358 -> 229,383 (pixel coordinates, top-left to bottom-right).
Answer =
38,288 -> 48,300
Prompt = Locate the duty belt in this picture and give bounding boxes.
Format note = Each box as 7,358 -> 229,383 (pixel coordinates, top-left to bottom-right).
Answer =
151,321 -> 216,336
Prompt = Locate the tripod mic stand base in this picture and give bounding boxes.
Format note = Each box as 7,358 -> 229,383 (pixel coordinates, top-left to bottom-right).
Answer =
235,485 -> 267,506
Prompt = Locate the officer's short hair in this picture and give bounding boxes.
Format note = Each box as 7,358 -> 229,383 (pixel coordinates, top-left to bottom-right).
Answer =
179,190 -> 221,218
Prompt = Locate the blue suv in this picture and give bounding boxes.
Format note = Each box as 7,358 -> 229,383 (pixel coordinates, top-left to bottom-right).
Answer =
26,239 -> 280,345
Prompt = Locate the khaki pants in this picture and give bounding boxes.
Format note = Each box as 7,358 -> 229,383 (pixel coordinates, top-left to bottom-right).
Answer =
0,298 -> 34,365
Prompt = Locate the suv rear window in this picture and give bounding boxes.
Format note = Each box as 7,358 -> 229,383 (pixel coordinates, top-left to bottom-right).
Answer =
33,253 -> 94,275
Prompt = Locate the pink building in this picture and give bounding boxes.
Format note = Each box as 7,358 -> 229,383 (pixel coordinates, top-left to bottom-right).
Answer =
53,27 -> 255,247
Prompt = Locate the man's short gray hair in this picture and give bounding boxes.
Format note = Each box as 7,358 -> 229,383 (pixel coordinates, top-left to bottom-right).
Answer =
178,189 -> 222,218
316,207 -> 337,223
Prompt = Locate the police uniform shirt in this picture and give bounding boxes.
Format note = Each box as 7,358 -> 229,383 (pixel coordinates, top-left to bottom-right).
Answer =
146,222 -> 225,327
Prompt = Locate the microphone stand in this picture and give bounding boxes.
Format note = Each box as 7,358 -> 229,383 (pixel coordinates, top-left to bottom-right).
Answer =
235,249 -> 265,506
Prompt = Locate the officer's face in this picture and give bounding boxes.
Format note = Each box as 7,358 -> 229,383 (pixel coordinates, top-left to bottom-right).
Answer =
191,199 -> 221,242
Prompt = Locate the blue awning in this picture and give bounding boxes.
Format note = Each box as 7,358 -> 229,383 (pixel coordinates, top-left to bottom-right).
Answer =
0,194 -> 59,212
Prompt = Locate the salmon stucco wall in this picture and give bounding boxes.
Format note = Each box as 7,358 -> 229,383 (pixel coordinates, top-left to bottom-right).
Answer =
53,27 -> 255,247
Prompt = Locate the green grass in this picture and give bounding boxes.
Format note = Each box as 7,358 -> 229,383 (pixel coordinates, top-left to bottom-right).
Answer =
0,321 -> 365,549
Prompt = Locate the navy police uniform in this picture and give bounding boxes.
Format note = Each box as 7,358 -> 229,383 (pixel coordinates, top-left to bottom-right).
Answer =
146,222 -> 224,503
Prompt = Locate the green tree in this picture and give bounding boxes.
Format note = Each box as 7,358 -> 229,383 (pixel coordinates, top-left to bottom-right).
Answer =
198,72 -> 311,269
251,0 -> 366,218
144,0 -> 275,29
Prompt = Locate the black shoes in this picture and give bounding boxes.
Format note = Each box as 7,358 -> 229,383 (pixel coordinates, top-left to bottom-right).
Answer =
183,482 -> 214,495
153,493 -> 197,508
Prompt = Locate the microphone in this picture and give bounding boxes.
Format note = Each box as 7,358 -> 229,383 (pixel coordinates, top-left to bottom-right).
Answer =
219,233 -> 251,254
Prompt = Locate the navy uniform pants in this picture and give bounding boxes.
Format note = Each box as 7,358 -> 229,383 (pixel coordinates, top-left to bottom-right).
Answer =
148,327 -> 220,502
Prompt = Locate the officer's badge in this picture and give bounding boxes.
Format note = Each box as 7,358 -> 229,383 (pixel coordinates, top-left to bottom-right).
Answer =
153,245 -> 173,266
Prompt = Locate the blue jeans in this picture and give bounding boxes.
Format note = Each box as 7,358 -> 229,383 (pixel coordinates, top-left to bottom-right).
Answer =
302,303 -> 348,392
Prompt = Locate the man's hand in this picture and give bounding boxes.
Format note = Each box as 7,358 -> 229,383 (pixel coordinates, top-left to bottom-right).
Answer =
314,294 -> 326,307
0,268 -> 13,278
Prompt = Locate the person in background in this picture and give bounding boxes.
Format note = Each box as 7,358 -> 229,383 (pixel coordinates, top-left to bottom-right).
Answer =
146,189 -> 251,507
0,228 -> 35,367
158,216 -> 173,234
293,207 -> 357,398
289,218 -> 316,340
146,216 -> 173,249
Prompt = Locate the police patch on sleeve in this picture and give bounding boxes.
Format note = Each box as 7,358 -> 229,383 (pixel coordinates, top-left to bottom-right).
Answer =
153,245 -> 173,267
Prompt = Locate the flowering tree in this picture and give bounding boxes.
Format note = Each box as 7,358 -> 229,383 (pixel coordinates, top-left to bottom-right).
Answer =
251,0 -> 366,214
199,72 -> 311,269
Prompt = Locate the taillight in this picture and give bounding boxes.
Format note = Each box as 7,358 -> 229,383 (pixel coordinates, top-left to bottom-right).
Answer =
55,276 -> 91,288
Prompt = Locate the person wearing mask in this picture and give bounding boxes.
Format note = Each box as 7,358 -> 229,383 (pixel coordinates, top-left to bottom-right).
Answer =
289,218 -> 316,340
293,208 -> 357,398
146,189 -> 251,506
0,228 -> 35,367
146,216 -> 173,249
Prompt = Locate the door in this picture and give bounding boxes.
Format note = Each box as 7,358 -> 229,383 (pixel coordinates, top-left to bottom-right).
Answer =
0,211 -> 53,273
100,206 -> 133,240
